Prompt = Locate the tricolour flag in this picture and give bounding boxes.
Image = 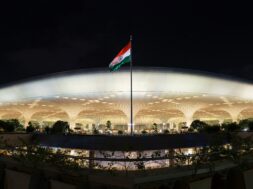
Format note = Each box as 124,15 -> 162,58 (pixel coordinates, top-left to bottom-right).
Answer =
109,42 -> 131,71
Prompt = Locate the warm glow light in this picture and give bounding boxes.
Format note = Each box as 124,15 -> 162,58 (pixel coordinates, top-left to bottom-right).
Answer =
0,69 -> 253,103
1,68 -> 253,129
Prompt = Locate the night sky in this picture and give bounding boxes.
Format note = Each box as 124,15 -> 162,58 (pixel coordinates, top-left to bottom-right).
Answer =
1,1 -> 253,85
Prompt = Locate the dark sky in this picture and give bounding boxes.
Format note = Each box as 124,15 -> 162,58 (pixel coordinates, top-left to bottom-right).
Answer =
1,1 -> 253,84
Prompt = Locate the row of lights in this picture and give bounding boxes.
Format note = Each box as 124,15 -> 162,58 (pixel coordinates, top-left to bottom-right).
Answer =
0,102 -> 54,108
54,95 -> 117,106
146,94 -> 207,105
208,101 -> 250,106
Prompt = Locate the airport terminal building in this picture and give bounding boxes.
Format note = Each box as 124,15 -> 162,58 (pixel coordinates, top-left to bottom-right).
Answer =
0,67 -> 253,133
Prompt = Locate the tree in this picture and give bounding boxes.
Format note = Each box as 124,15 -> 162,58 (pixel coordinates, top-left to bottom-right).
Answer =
44,126 -> 51,134
238,119 -> 250,131
153,123 -> 158,133
203,125 -> 221,133
190,120 -> 208,132
26,121 -> 35,133
93,128 -> 99,134
222,122 -> 239,132
0,119 -> 23,132
163,129 -> 170,134
118,130 -> 124,135
0,120 -> 5,130
14,119 -> 25,131
106,120 -> 112,130
141,130 -> 147,134
188,127 -> 194,132
51,120 -> 70,134
3,121 -> 15,132
247,120 -> 253,131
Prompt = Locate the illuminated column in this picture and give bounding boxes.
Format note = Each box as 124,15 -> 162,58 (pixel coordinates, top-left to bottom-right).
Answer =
167,103 -> 205,129
24,118 -> 30,128
218,119 -> 224,125
21,110 -> 35,128
179,112 -> 195,128
221,107 -> 247,123
168,118 -> 181,131
160,117 -> 168,131
88,117 -> 102,131
127,123 -> 133,133
186,117 -> 193,127
60,104 -> 85,129
10,99 -> 44,128
68,118 -> 77,129
94,117 -> 102,128
90,123 -> 95,131
115,102 -> 146,133
176,104 -> 205,127
169,122 -> 174,130
162,122 -> 166,131
160,117 -> 169,131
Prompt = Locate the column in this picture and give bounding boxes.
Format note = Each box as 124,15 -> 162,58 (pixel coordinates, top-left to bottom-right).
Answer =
114,102 -> 146,134
89,150 -> 95,169
69,118 -> 76,129
169,149 -> 175,167
60,105 -> 85,130
186,117 -> 193,127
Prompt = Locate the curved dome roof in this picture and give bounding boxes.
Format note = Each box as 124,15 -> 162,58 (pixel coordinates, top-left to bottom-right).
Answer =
0,67 -> 253,102
1,67 -> 253,128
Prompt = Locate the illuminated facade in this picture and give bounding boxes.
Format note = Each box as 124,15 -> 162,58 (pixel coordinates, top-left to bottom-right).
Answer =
1,67 -> 253,133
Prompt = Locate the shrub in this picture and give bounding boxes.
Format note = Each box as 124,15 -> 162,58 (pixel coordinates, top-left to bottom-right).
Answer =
15,125 -> 25,132
118,130 -> 124,135
153,123 -> 158,133
248,121 -> 253,131
190,120 -> 208,132
188,128 -> 194,132
4,122 -> 15,132
141,130 -> 147,134
222,122 -> 239,132
51,121 -> 70,134
44,126 -> 51,134
0,120 -> 6,131
26,125 -> 35,133
163,129 -> 170,134
69,129 -> 74,133
204,125 -> 221,133
0,119 -> 23,132
106,120 -> 112,130
93,128 -> 99,134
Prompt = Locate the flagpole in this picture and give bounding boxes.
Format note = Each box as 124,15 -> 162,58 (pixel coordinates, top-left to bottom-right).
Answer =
130,35 -> 133,135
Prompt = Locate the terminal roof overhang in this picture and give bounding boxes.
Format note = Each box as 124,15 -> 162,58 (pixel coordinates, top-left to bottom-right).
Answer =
1,67 -> 253,101
0,67 -> 253,124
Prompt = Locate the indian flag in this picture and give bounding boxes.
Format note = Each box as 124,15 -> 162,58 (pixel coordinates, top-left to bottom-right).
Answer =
109,42 -> 131,71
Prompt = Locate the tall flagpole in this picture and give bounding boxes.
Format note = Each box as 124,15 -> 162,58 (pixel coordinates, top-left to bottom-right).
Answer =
130,35 -> 133,135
